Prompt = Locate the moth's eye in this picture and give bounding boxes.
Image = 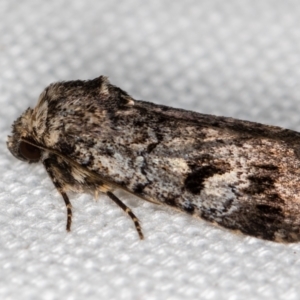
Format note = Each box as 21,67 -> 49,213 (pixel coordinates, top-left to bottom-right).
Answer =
18,141 -> 42,162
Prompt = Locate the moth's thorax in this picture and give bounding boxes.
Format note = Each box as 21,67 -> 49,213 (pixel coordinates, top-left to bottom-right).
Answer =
7,76 -> 127,164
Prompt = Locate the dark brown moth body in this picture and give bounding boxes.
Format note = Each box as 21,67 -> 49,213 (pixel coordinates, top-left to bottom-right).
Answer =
7,76 -> 300,242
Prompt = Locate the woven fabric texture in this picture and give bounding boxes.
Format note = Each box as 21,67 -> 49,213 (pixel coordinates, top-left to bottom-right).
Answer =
1,1 -> 300,299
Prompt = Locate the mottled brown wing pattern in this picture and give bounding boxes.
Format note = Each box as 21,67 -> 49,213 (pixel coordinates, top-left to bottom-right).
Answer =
7,76 -> 300,242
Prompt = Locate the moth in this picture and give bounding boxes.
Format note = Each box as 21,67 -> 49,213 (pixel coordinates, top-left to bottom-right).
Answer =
7,76 -> 300,242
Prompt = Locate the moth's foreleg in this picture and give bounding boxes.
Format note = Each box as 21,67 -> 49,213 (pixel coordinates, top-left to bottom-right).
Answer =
43,158 -> 73,231
106,191 -> 144,240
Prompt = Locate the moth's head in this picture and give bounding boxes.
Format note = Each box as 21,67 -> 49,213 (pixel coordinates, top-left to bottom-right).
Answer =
7,108 -> 42,163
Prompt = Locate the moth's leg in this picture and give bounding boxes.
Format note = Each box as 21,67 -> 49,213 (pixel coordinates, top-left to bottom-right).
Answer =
106,191 -> 144,240
43,158 -> 73,231
61,192 -> 72,231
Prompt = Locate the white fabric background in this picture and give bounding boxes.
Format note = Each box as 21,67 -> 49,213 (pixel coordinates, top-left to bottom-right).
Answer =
1,1 -> 300,299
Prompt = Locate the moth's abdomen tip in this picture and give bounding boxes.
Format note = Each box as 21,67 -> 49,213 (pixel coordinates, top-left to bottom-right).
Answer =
274,231 -> 300,243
